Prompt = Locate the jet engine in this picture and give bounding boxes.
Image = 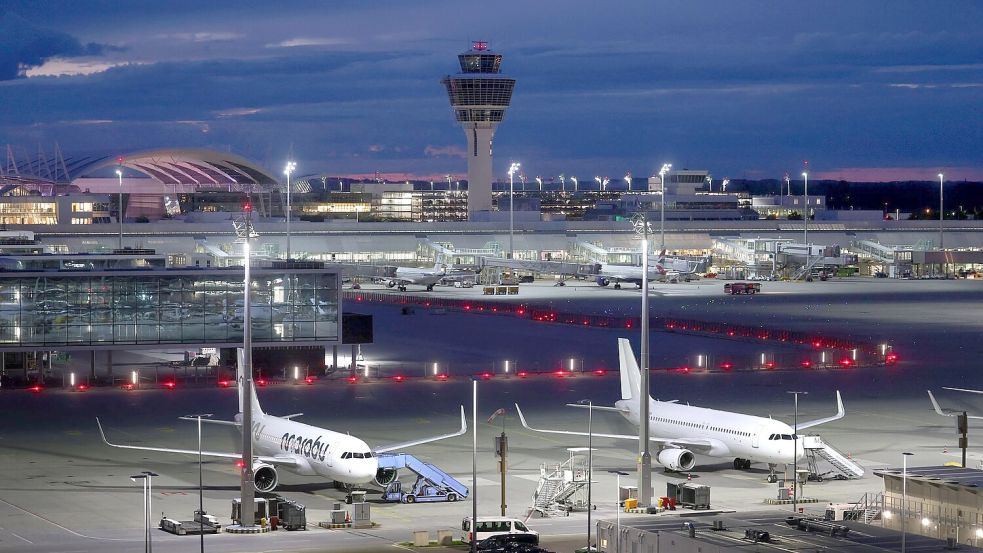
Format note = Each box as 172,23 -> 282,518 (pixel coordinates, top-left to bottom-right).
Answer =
657,448 -> 696,472
374,467 -> 398,487
387,280 -> 397,288
595,277 -> 610,287
253,462 -> 279,492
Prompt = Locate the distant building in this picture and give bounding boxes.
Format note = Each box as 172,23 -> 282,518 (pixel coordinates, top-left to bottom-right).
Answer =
751,195 -> 827,219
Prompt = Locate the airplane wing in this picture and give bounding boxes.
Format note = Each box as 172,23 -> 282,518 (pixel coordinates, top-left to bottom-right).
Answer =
564,403 -> 629,413
178,416 -> 238,426
373,406 -> 467,454
928,390 -> 983,420
515,404 -> 715,451
796,391 -> 845,430
96,418 -> 301,468
943,387 -> 983,395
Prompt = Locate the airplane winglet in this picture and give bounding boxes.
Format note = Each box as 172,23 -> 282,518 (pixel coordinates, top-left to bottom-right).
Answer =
928,390 -> 952,416
372,406 -> 467,454
95,417 -> 112,446
796,390 -> 846,430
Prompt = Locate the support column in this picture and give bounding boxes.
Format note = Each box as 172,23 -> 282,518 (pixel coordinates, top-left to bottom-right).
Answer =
332,345 -> 338,371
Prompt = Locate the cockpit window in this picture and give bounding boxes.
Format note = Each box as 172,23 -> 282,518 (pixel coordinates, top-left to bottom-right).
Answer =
364,452 -> 373,458
353,452 -> 364,459
342,452 -> 351,459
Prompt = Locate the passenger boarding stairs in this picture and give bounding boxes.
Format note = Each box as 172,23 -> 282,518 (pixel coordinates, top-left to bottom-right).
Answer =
802,435 -> 864,479
530,452 -> 591,517
377,453 -> 469,502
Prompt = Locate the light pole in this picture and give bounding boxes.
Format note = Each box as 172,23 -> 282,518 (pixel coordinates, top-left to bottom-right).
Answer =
609,470 -> 629,553
625,172 -> 632,192
787,391 -> 807,514
535,176 -> 543,192
902,451 -> 913,553
131,471 -> 159,553
471,379 -> 478,553
571,176 -> 578,192
658,163 -> 672,252
631,214 -> 652,507
232,195 -> 258,528
115,168 -> 124,250
283,161 -> 296,260
189,413 -> 213,553
801,172 -> 809,246
579,399 -> 594,552
722,178 -> 729,193
706,174 -> 712,193
784,173 -> 790,200
938,173 -> 944,251
508,162 -> 520,259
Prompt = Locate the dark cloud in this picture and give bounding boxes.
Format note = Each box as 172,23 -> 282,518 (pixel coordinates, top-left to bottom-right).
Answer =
0,11 -> 122,80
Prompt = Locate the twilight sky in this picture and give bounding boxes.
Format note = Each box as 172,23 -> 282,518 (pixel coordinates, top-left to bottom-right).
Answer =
1,1 -> 981,182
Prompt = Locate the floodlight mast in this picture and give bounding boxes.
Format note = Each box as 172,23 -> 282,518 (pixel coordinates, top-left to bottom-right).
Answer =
658,164 -> 672,252
283,161 -> 296,260
233,191 -> 259,528
630,212 -> 653,507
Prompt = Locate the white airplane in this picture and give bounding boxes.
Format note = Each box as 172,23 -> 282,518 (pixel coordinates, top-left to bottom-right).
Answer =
595,252 -> 706,288
928,388 -> 983,420
385,257 -> 447,291
516,338 -> 846,478
97,357 -> 467,492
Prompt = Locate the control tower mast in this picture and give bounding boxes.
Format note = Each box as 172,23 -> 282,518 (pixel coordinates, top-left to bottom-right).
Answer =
442,41 -> 516,216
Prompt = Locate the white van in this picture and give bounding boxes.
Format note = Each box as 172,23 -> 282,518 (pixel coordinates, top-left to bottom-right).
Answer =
461,516 -> 538,544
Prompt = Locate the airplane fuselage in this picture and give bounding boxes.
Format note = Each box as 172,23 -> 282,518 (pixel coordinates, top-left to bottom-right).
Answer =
615,398 -> 804,465
244,412 -> 378,484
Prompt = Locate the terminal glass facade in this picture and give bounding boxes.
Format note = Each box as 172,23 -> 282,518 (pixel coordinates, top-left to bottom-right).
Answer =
0,268 -> 339,349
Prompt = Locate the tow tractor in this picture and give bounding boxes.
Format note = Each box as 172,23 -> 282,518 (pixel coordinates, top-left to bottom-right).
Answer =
378,453 -> 469,504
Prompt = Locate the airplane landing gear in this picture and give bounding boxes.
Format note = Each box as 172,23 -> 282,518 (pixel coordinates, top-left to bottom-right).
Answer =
733,458 -> 752,470
767,464 -> 778,483
614,282 -> 622,289
398,285 -> 407,292
426,284 -> 434,291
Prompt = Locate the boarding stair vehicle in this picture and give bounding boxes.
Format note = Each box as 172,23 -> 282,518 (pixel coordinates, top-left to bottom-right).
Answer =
530,449 -> 591,517
802,435 -> 864,479
824,492 -> 882,524
378,453 -> 469,503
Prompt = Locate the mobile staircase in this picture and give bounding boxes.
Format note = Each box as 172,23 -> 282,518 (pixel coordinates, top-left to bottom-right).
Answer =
802,435 -> 864,479
530,449 -> 591,517
849,492 -> 883,524
378,453 -> 469,504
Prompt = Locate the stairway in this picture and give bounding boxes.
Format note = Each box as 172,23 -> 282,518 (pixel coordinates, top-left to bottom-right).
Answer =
803,435 -> 864,478
530,454 -> 590,518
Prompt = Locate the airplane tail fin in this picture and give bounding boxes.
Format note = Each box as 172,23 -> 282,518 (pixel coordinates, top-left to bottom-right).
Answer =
236,348 -> 264,417
618,338 -> 642,402
434,254 -> 445,273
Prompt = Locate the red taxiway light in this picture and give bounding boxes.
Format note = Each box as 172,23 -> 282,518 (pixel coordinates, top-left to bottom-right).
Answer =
517,308 -> 525,315
516,371 -> 529,378
77,384 -> 88,391
480,372 -> 493,380
885,353 -> 898,364
435,373 -> 449,381
235,459 -> 245,469
256,378 -> 268,387
304,376 -> 314,385
593,369 -> 607,376
123,383 -> 135,391
392,375 -> 406,383
162,381 -> 177,389
347,375 -> 359,384
30,385 -> 43,393
839,358 -> 853,367
800,360 -> 813,368
812,340 -> 823,348
764,362 -> 776,369
720,362 -> 734,370
218,379 -> 232,388
554,370 -> 569,378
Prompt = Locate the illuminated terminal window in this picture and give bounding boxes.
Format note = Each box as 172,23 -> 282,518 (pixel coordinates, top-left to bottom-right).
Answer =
0,201 -> 57,225
71,202 -> 94,212
70,218 -> 92,225
0,267 -> 340,349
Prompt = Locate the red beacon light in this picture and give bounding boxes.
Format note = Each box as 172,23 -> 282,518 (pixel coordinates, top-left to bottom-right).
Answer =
347,375 -> 359,384
162,381 -> 177,390
593,369 -> 607,376
77,383 -> 89,391
885,353 -> 898,364
800,359 -> 813,368
516,371 -> 529,378
812,340 -> 823,348
304,376 -> 314,385
720,362 -> 733,371
839,357 -> 853,367
764,361 -> 776,369
123,383 -> 135,391
392,375 -> 405,383
30,384 -> 43,393
480,372 -> 493,380
554,370 -> 568,378
235,459 -> 245,469
218,379 -> 232,388
435,373 -> 449,381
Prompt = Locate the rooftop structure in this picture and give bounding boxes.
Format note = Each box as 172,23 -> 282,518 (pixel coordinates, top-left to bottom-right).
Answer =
442,41 -> 516,216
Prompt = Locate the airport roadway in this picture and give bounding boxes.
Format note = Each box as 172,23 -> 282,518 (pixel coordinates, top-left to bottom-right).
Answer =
1,277 -> 981,552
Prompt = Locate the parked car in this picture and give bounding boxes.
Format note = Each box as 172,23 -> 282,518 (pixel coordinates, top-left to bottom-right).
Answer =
873,272 -> 888,278
477,533 -> 550,552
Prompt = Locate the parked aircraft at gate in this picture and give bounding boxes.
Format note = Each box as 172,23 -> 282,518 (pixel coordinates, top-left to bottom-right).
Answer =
98,359 -> 466,491
517,338 -> 845,476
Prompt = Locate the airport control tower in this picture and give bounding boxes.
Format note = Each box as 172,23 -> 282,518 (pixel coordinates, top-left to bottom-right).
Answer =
442,41 -> 516,216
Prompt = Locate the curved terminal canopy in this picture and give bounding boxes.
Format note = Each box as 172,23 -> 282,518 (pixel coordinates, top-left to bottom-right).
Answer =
75,149 -> 279,190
